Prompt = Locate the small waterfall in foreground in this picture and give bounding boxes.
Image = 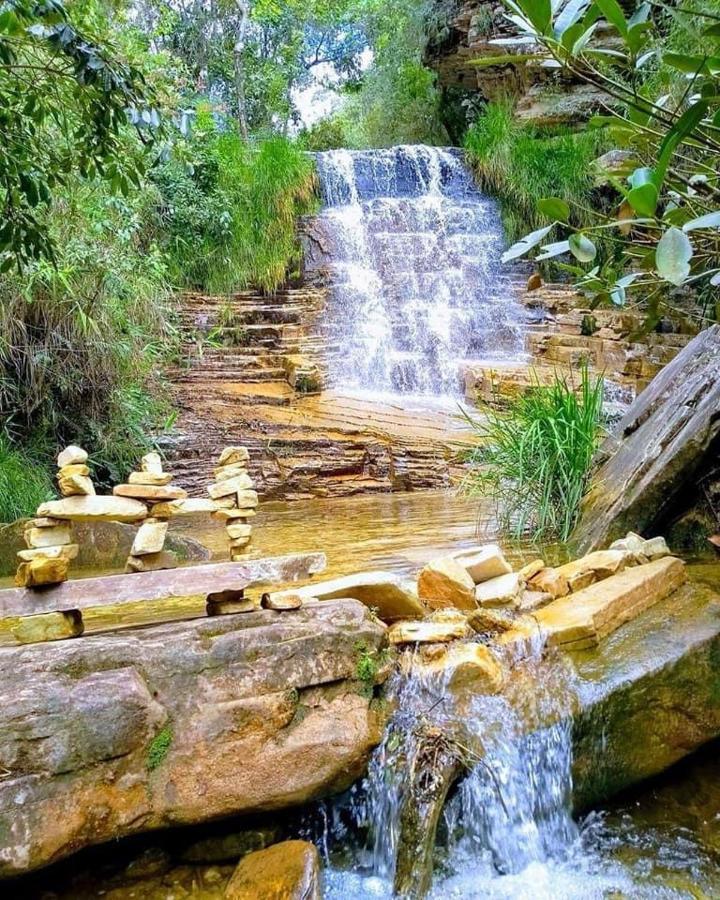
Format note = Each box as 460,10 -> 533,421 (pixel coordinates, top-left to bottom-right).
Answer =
310,146 -> 527,397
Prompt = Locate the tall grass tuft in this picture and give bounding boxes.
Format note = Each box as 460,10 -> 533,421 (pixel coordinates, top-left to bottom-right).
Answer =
463,367 -> 605,543
0,434 -> 55,523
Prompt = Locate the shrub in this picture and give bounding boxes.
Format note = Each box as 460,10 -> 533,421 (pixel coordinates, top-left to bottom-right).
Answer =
0,435 -> 55,524
462,367 -> 605,543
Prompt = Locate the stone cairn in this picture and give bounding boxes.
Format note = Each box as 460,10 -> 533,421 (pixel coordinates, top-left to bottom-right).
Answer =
206,446 -> 257,559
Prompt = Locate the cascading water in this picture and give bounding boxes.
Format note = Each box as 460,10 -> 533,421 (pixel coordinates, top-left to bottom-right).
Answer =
311,146 -> 527,398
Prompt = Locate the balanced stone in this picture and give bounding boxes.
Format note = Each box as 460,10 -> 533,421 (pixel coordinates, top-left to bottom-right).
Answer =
38,496 -> 148,522
128,471 -> 173,486
212,507 -> 257,521
642,536 -> 670,560
453,545 -> 512,584
261,592 -> 303,610
208,474 -> 254,499
114,484 -> 187,502
15,556 -> 69,588
226,523 -> 252,540
131,519 -> 168,556
57,464 -> 90,478
417,557 -> 477,610
214,463 -> 249,482
17,544 -> 79,562
10,610 -> 83,645
556,549 -> 629,593
218,446 -> 250,467
474,572 -> 522,607
151,498 -> 219,517
57,445 -> 88,467
141,452 -> 163,475
58,473 -> 95,497
24,525 -> 71,549
229,536 -> 252,550
126,550 -> 178,573
30,517 -> 64,528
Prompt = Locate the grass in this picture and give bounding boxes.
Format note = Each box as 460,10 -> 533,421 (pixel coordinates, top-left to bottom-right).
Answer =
463,101 -> 606,243
462,366 -> 606,543
0,434 -> 55,523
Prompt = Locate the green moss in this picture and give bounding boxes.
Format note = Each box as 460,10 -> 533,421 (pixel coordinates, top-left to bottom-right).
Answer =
146,725 -> 173,771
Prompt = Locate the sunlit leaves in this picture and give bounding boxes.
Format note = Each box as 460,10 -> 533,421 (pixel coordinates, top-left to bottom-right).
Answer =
656,228 -> 693,286
502,224 -> 554,262
569,233 -> 597,262
538,197 -> 570,221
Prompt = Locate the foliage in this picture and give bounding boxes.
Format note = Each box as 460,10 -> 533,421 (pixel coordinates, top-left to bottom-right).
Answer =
154,115 -> 317,293
0,0 -> 160,270
490,0 -> 720,325
463,367 -> 606,542
464,101 -> 607,242
147,724 -> 173,771
0,434 -> 55,523
0,180 -> 175,487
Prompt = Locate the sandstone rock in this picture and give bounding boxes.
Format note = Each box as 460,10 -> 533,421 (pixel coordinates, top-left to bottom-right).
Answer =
114,484 -> 187,502
226,523 -> 252,540
58,473 -> 96,497
467,606 -> 516,634
24,524 -> 71,548
518,590 -> 554,612
131,519 -> 168,556
267,570 -> 424,623
532,557 -> 687,648
17,544 -> 79,562
208,474 -> 254,499
38,496 -> 148,522
609,531 -> 648,564
128,471 -> 173,486
30,517 -> 63,528
57,445 -> 88,467
474,572 -> 522,607
527,272 -> 543,292
262,592 -> 303,610
0,600 -> 384,876
15,556 -> 69,587
388,618 -> 471,644
141,452 -> 163,475
417,642 -> 505,693
224,840 -> 321,900
151,498 -> 220,517
519,558 -> 545,581
417,557 -> 477,610
126,550 -> 178,573
642,536 -> 670,561
556,549 -> 628,592
214,462 -> 250,482
428,608 -> 469,625
212,507 -> 257,521
527,567 -> 570,599
229,536 -> 252,550
452,544 -> 512,584
58,464 -> 90,478
218,446 -> 250,466
10,610 -> 83,644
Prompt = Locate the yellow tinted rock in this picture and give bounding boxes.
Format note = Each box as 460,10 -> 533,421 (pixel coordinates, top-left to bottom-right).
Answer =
24,525 -> 71,549
141,452 -> 163,475
218,446 -> 250,467
15,556 -> 69,587
125,550 -> 178,573
131,519 -> 168,556
10,610 -> 83,644
262,592 -> 303,610
519,558 -> 545,581
388,618 -> 471,645
556,549 -> 628,592
474,572 -> 522,607
212,507 -> 257,521
151,498 -> 218,517
418,642 -> 505,693
208,474 -> 254,499
527,567 -> 570,599
57,464 -> 90,478
224,840 -> 320,900
114,483 -> 187,502
214,463 -> 250,482
38,496 -> 148,522
17,544 -> 79,562
226,522 -> 252,540
229,535 -> 252,550
58,474 -> 95,497
417,557 -> 476,610
128,471 -> 173,486
453,544 -> 512,584
57,445 -> 87,467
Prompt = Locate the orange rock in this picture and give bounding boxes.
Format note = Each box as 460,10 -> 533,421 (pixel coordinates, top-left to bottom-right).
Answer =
224,840 -> 320,900
417,557 -> 476,610
527,567 -> 570,599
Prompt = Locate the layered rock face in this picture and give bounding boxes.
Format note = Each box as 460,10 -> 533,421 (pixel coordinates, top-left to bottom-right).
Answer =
574,326 -> 720,552
0,600 -> 385,876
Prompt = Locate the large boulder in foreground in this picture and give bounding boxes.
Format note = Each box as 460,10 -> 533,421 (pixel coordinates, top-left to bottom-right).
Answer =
574,326 -> 720,553
0,600 -> 385,876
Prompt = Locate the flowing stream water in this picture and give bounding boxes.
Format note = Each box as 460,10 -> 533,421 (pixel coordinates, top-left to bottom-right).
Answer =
311,146 -> 527,398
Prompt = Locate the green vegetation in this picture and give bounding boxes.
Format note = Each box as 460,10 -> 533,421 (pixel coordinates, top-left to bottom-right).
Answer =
147,725 -> 173,771
0,436 -> 55,523
464,102 -> 607,242
463,367 -> 606,542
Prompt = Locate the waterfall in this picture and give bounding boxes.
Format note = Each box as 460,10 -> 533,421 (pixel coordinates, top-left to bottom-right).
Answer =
310,146 -> 527,398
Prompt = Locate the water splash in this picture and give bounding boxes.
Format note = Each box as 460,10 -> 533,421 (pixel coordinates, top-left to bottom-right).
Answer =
312,146 -> 527,397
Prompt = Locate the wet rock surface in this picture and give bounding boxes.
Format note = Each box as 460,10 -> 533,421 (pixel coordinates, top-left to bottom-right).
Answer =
223,840 -> 321,899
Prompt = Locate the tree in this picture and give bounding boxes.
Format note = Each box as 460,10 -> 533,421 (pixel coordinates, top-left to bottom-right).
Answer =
0,0 -> 160,270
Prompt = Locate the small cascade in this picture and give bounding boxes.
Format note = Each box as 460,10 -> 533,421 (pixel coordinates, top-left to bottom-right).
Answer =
310,146 -> 527,397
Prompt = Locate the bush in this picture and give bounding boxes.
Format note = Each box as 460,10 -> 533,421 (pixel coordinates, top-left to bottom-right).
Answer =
154,116 -> 318,293
462,367 -> 605,543
0,435 -> 55,524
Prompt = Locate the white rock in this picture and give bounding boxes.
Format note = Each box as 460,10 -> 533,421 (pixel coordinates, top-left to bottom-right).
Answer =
131,519 -> 168,556
141,452 -> 163,475
474,572 -> 522,607
642,535 -> 670,561
57,445 -> 88,467
453,544 -> 512,584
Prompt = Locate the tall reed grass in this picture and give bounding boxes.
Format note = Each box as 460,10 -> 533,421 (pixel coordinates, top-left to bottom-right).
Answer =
463,367 -> 605,542
0,434 -> 55,523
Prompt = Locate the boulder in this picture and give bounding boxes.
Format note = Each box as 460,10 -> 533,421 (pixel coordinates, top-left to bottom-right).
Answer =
262,592 -> 303,610
388,618 -> 471,645
126,549 -> 178,573
555,549 -> 629,592
38,495 -> 148,523
474,572 -> 522,607
527,567 -> 570,599
0,600 -> 385,876
519,558 -> 545,581
224,840 -> 321,900
417,557 -> 477,610
574,326 -> 720,552
452,544 -> 512,583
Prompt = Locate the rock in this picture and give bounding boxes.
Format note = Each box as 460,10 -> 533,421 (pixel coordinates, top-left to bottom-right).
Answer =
417,642 -> 505,693
643,536 -> 670,561
38,496 -> 148,523
519,558 -> 545,581
24,524 -> 71,548
57,445 -> 88,467
527,567 -> 570,599
224,840 -> 321,900
262,592 -> 303,610
452,544 -> 512,584
417,557 -> 477,610
57,464 -> 90,478
17,544 -> 79,563
474,572 -> 522,607
30,517 -> 63,528
214,463 -> 249,482
229,536 -> 252,550
180,826 -> 282,864
518,590 -> 554,612
15,556 -> 69,587
131,519 -> 168,556
388,618 -> 471,645
609,531 -> 648,564
126,550 -> 178,573
532,557 -> 687,649
574,327 -> 720,552
467,606 -> 516,634
218,446 -> 250,466
527,272 -> 543,292
141,452 -> 163,475
555,550 -> 629,592
10,610 -> 83,644
267,570 -> 424,623
58,473 -> 95,497
208,474 -> 255,499
128,471 -> 174,486
212,504 -> 258,521
0,600 -> 384,876
151,498 -> 220,517
226,522 -> 252,540
113,484 -> 187,502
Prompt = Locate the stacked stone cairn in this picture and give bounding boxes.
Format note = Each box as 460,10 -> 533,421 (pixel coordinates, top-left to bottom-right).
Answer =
206,447 -> 258,559
113,452 -> 188,573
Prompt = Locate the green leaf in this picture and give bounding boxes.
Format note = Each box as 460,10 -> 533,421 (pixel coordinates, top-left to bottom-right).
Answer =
663,52 -> 720,75
538,197 -> 570,221
682,211 -> 720,232
569,233 -> 597,262
655,227 -> 693,286
626,169 -> 658,216
501,224 -> 554,262
655,100 -> 708,187
594,0 -> 627,35
536,240 -> 570,260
